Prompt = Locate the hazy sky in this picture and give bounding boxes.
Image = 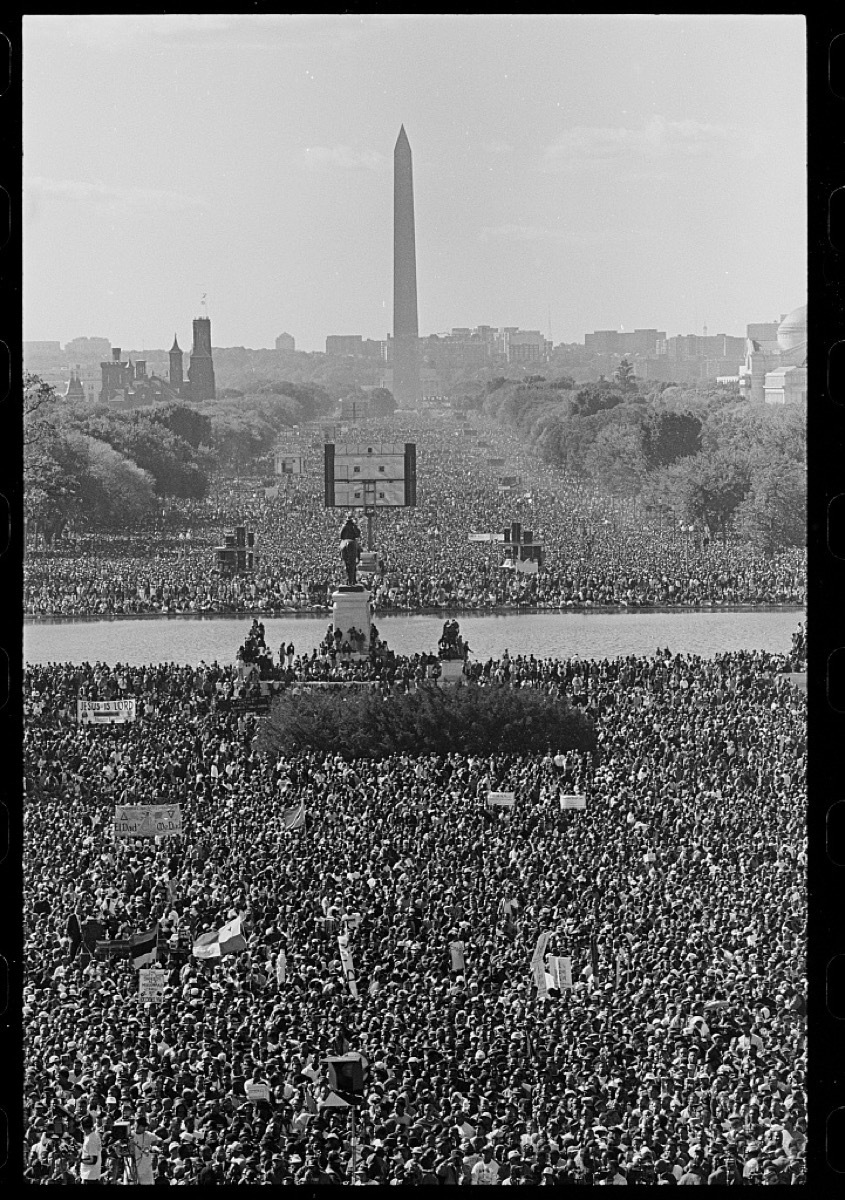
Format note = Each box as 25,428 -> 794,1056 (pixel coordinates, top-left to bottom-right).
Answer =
24,14 -> 806,351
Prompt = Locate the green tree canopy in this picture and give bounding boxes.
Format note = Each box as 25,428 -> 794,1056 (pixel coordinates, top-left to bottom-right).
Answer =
256,682 -> 598,761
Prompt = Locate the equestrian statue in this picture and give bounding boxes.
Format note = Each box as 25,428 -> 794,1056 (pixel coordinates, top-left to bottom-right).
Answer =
339,513 -> 362,586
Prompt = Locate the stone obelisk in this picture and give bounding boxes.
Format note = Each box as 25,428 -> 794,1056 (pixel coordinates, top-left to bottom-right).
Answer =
393,125 -> 420,409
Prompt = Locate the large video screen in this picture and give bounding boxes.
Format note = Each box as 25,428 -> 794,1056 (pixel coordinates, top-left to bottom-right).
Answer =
324,443 -> 416,507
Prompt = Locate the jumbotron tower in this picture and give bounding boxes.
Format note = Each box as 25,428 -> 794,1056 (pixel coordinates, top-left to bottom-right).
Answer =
393,125 -> 420,409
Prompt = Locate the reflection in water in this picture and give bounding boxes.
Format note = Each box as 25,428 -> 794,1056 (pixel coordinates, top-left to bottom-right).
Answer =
24,609 -> 803,666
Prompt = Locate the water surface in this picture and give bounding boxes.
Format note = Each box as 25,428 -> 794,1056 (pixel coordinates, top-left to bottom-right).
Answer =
24,609 -> 803,666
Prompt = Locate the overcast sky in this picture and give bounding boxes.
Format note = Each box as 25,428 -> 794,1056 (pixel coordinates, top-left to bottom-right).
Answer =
24,14 -> 805,352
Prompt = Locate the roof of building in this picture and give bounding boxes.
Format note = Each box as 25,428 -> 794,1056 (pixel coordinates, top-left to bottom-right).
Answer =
777,304 -> 807,353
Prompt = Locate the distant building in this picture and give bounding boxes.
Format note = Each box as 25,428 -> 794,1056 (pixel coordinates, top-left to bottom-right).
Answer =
326,334 -> 384,358
663,333 -> 745,361
169,335 -> 184,393
327,335 -> 364,357
739,304 -> 806,405
186,316 -> 216,401
65,336 -> 112,360
746,320 -> 783,353
98,348 -> 172,408
504,329 -> 551,364
275,332 -> 296,353
96,314 -> 215,408
584,328 -> 666,357
24,340 -> 62,356
64,367 -> 85,401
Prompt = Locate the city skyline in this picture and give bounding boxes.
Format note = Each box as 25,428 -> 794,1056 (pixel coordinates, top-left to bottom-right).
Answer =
24,15 -> 805,352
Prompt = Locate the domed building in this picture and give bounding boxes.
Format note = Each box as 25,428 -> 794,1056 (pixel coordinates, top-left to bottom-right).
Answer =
777,303 -> 807,354
739,303 -> 806,405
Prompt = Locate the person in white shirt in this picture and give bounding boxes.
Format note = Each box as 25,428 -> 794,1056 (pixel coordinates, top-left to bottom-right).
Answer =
79,1116 -> 102,1184
471,1146 -> 499,1185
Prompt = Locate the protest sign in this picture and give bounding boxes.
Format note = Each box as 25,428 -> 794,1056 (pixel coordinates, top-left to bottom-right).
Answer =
548,955 -> 573,991
449,940 -> 466,972
114,804 -> 183,840
487,792 -> 515,807
77,698 -> 136,725
530,931 -> 551,968
138,968 -> 168,1003
560,794 -> 587,810
245,1082 -> 271,1103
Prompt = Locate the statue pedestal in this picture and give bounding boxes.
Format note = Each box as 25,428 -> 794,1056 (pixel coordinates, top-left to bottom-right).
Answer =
438,659 -> 465,686
332,585 -> 372,656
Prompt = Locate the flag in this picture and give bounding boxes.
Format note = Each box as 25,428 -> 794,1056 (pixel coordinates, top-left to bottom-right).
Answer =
282,798 -> 306,831
590,931 -> 600,980
560,794 -> 587,810
192,915 -> 248,960
130,924 -> 159,969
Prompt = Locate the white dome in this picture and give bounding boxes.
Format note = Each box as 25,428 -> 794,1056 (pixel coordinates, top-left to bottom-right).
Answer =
777,304 -> 807,353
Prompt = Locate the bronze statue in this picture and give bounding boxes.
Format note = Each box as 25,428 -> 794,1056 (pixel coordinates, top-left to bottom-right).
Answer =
339,514 -> 362,586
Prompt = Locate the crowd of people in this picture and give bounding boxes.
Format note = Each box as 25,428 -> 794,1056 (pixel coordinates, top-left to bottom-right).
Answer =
24,416 -> 806,618
24,629 -> 806,1184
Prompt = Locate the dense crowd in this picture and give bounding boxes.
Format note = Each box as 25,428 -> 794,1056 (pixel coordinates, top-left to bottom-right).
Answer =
24,633 -> 806,1184
24,416 -> 806,618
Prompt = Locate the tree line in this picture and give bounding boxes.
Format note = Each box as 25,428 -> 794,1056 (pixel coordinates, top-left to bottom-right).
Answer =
478,362 -> 806,554
24,374 -> 334,540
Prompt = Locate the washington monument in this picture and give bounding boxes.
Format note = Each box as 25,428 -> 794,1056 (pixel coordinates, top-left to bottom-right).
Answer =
393,125 -> 420,408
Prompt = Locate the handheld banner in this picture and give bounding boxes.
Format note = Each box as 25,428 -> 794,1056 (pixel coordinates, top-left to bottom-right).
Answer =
114,805 -> 182,840
78,698 -> 136,725
487,792 -> 515,807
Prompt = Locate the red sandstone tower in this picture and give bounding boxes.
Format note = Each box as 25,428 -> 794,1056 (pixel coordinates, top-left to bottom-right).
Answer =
393,126 -> 420,409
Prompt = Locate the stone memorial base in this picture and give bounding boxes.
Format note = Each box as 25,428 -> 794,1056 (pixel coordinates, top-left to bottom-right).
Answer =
438,659 -> 465,686
332,585 -> 372,655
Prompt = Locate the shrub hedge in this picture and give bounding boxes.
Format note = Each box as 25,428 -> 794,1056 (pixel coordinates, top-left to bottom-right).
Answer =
255,682 -> 598,760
